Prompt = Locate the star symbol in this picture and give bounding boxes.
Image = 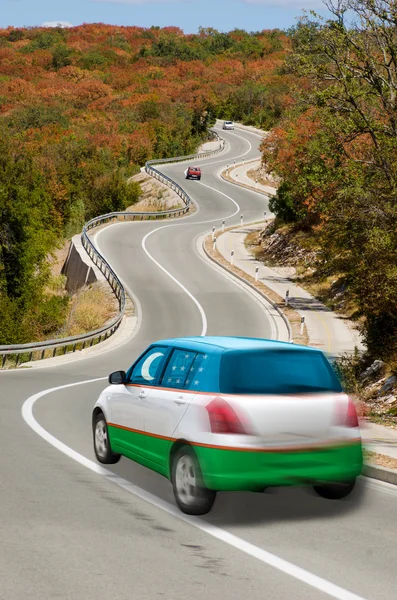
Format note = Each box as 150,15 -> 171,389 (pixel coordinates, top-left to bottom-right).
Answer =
194,380 -> 199,386
186,379 -> 189,385
203,354 -> 208,359
198,367 -> 204,373
185,354 -> 189,359
172,366 -> 177,371
167,378 -> 172,383
180,366 -> 185,371
176,379 -> 180,384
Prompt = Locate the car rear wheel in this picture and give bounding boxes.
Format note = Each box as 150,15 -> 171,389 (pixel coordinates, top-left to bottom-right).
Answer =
313,478 -> 356,499
93,412 -> 121,464
171,445 -> 216,515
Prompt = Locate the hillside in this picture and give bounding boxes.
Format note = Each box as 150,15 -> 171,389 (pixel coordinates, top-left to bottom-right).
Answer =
0,24 -> 291,345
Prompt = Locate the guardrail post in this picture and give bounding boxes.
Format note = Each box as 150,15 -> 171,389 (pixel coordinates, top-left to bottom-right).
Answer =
231,250 -> 235,266
2,355 -> 6,368
52,348 -> 56,357
300,316 -> 305,335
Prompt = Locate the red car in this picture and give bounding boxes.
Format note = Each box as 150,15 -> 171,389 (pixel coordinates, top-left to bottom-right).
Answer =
186,166 -> 201,180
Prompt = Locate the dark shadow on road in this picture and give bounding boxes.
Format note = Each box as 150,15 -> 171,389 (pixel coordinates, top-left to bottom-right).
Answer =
289,297 -> 331,313
202,479 -> 368,527
109,458 -> 368,527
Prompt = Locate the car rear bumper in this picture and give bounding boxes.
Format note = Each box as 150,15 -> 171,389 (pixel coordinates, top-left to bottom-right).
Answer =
194,440 -> 363,491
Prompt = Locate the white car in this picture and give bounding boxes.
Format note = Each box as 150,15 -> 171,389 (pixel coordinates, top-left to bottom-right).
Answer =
222,121 -> 234,130
92,336 -> 363,515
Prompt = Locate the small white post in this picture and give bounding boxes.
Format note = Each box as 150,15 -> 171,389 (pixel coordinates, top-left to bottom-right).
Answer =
264,210 -> 267,221
256,179 -> 258,189
285,289 -> 290,306
240,214 -> 244,226
300,316 -> 305,336
213,236 -> 217,251
255,266 -> 259,282
222,219 -> 225,232
212,226 -> 215,240
231,250 -> 234,266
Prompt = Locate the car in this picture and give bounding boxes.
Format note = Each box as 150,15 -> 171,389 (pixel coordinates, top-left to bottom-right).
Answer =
92,336 -> 363,515
222,121 -> 234,130
186,166 -> 201,180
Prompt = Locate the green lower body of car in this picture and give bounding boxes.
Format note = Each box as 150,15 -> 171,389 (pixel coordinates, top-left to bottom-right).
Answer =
105,423 -> 362,515
194,440 -> 363,491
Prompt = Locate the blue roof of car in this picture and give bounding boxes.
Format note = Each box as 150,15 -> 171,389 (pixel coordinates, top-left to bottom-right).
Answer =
153,336 -> 321,353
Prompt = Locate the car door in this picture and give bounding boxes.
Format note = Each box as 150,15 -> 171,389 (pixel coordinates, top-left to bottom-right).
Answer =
143,349 -> 206,466
109,345 -> 168,458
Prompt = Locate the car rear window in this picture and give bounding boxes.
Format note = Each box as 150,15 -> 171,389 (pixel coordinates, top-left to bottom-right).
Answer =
219,349 -> 342,395
190,167 -> 200,171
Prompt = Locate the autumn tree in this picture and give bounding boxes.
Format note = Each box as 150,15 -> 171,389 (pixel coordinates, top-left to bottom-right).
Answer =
265,0 -> 397,359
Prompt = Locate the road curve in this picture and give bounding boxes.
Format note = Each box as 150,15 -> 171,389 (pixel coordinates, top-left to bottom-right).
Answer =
1,126 -> 397,600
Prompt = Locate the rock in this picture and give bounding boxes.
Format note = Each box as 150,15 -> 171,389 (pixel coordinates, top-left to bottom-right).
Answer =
384,395 -> 397,406
379,375 -> 397,395
360,360 -> 386,379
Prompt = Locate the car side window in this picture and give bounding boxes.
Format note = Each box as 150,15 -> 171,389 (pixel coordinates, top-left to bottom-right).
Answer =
161,350 -> 208,390
184,352 -> 208,390
161,349 -> 198,389
128,346 -> 168,385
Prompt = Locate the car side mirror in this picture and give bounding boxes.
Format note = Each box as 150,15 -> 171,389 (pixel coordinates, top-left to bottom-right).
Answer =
109,370 -> 126,385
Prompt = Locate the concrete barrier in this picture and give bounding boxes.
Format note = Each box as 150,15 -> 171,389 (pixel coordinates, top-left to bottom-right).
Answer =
62,234 -> 104,293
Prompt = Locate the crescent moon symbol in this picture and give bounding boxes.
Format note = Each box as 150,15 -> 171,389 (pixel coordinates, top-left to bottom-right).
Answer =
141,352 -> 164,381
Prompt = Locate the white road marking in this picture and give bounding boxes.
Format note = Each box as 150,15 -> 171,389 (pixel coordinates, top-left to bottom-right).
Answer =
22,378 -> 369,600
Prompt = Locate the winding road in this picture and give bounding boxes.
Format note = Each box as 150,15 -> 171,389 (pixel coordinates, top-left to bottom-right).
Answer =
1,124 -> 397,600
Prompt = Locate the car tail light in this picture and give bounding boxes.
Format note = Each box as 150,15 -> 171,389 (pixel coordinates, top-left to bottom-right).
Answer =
205,397 -> 248,434
336,396 -> 359,428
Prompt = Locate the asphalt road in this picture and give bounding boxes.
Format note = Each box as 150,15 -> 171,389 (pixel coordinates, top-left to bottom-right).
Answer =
1,124 -> 397,600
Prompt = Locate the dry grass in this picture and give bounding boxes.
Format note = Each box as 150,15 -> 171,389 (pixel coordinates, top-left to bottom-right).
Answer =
128,171 -> 195,214
63,282 -> 119,337
364,449 -> 397,470
204,232 -> 309,346
247,166 -> 278,188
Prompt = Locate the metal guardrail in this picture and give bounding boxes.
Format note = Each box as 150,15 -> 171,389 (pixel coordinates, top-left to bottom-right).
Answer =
0,129 -> 226,369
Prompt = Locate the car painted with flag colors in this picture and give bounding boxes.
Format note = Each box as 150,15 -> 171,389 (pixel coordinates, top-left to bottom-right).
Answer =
92,336 -> 363,515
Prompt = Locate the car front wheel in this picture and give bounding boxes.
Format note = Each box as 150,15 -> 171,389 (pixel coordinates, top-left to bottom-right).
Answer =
171,445 -> 216,515
93,412 -> 121,464
313,478 -> 356,499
